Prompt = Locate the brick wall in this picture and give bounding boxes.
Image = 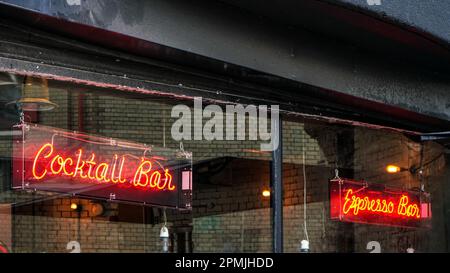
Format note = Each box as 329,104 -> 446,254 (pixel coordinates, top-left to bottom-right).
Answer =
190,126 -> 448,253
0,82 -> 448,253
12,215 -> 165,253
0,204 -> 11,252
352,128 -> 447,253
190,156 -> 341,253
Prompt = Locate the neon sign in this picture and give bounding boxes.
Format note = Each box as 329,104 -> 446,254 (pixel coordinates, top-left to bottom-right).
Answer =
13,123 -> 192,209
330,178 -> 431,228
342,189 -> 420,218
31,143 -> 175,191
0,242 -> 8,254
0,239 -> 9,254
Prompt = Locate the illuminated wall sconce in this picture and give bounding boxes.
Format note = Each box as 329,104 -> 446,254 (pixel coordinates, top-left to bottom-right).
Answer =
262,189 -> 271,198
386,164 -> 419,174
70,202 -> 82,212
386,164 -> 402,173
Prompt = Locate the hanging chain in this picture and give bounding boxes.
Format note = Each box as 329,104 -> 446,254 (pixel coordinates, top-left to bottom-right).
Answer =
19,111 -> 24,124
333,133 -> 341,182
334,169 -> 341,181
177,141 -> 191,159
13,110 -> 26,129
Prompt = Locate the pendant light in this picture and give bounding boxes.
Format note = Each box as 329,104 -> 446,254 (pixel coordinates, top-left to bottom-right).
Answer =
8,76 -> 58,111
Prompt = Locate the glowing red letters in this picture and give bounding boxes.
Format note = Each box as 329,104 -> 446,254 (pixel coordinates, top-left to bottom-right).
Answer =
32,143 -> 175,191
342,189 -> 420,219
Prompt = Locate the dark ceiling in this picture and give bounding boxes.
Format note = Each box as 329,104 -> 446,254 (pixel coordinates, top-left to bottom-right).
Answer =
219,0 -> 450,72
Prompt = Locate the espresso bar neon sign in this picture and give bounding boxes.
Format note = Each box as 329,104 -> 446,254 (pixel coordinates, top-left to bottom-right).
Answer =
330,179 -> 431,228
342,189 -> 420,219
32,143 -> 175,191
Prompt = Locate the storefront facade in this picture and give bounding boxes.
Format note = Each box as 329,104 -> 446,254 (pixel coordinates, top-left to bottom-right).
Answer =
0,0 -> 450,253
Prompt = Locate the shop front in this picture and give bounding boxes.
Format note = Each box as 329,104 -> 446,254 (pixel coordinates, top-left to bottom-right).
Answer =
0,0 -> 450,253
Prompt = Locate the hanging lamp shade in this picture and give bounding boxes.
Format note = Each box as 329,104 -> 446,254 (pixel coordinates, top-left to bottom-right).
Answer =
0,72 -> 17,86
13,76 -> 58,111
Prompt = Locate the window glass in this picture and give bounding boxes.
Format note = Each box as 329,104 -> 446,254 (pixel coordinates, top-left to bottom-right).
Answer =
0,72 -> 448,253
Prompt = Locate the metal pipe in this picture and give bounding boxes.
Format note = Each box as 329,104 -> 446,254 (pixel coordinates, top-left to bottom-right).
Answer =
271,116 -> 283,253
78,93 -> 84,132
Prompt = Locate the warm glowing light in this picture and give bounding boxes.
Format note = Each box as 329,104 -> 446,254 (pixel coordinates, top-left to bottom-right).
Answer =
262,190 -> 271,197
386,164 -> 401,174
330,178 -> 431,228
31,143 -> 175,191
342,189 -> 420,219
70,203 -> 78,210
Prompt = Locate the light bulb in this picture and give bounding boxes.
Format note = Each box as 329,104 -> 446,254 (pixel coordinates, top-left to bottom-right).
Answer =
262,190 -> 271,197
386,165 -> 401,174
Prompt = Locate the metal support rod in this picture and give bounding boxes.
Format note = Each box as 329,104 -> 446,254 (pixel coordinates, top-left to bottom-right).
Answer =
185,231 -> 191,253
271,116 -> 283,253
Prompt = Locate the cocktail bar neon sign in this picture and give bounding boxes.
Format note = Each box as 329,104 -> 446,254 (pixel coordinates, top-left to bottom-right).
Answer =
13,124 -> 192,208
330,179 -> 431,228
31,143 -> 175,191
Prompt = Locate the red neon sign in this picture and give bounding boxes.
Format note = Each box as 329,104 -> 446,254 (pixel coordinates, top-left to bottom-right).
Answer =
342,189 -> 420,218
0,245 -> 8,254
31,143 -> 175,191
330,179 -> 431,228
13,124 -> 192,208
0,241 -> 8,253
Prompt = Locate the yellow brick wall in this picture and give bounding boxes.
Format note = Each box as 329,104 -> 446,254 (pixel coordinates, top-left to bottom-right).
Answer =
0,84 -> 448,253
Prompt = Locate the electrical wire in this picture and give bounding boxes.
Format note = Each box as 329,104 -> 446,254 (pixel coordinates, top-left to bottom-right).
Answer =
163,107 -> 166,148
163,208 -> 167,227
302,137 -> 309,242
422,152 -> 444,168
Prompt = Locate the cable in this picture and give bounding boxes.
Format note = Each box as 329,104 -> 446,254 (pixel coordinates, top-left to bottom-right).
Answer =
162,208 -> 167,227
143,206 -> 147,253
422,152 -> 444,168
302,137 -> 309,242
163,108 -> 166,148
